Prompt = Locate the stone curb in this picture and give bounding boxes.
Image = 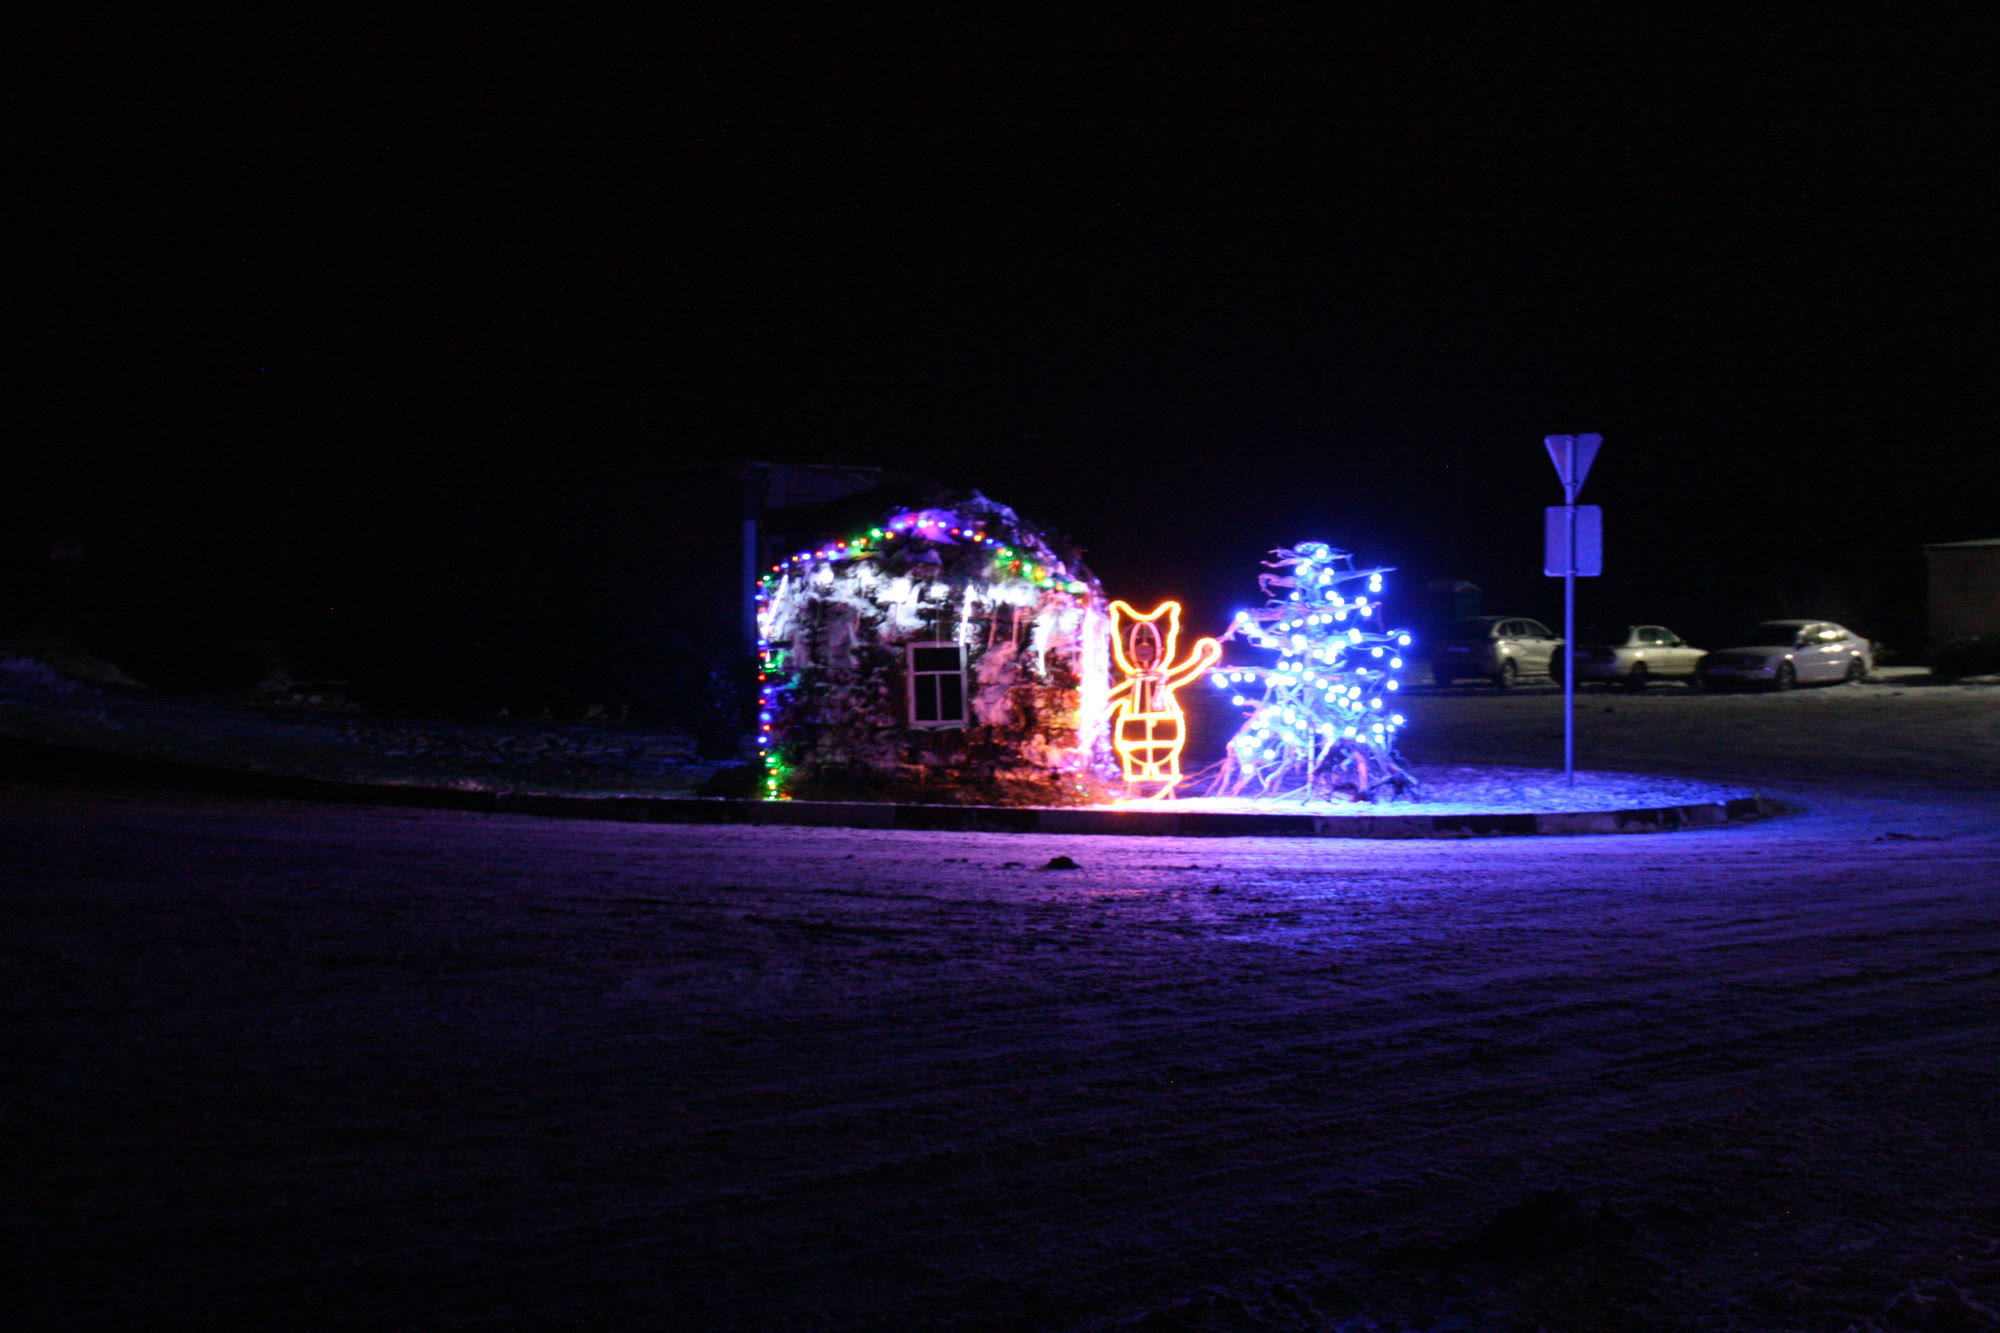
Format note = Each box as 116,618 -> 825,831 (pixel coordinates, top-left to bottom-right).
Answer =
1,739 -> 1775,838
536,794 -> 1775,837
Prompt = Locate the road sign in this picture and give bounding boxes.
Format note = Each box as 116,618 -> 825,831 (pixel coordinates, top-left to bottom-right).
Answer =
1542,432 -> 1605,789
1543,433 -> 1602,499
1544,505 -> 1603,576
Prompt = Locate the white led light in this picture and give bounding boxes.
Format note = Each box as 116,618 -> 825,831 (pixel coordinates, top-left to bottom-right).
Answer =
1215,544 -> 1416,800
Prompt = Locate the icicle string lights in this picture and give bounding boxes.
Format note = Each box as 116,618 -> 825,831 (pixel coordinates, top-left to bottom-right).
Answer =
754,506 -> 1094,799
1211,541 -> 1420,802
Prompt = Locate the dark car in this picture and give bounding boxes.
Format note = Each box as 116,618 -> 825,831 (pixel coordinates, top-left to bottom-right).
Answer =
1431,616 -> 1561,687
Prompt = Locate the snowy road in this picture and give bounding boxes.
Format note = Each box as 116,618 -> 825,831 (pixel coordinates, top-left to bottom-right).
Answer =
7,687 -> 2000,1329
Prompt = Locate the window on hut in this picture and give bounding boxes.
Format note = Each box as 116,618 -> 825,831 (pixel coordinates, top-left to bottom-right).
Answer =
908,642 -> 966,727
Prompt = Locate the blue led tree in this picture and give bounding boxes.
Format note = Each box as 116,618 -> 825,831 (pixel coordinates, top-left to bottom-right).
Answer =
1208,542 -> 1420,802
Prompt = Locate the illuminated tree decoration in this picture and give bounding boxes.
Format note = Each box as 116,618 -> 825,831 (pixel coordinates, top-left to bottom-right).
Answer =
1106,600 -> 1222,797
1210,542 -> 1420,802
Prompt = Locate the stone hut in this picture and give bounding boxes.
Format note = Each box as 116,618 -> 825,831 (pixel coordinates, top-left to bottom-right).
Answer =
755,493 -> 1113,804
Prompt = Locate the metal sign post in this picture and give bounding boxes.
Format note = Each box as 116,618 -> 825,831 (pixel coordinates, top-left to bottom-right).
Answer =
1543,434 -> 1604,786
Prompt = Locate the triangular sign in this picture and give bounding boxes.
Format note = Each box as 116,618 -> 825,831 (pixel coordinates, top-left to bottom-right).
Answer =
1544,433 -> 1602,494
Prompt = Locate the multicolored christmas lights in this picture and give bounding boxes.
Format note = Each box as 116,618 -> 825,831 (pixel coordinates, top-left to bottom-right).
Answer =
754,505 -> 1093,799
1211,542 -> 1420,802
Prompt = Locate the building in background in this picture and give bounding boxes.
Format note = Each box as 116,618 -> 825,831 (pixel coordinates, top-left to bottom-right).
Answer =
1925,537 -> 2000,648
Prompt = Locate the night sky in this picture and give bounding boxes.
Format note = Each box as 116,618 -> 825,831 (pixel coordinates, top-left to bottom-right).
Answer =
19,12 -> 1997,656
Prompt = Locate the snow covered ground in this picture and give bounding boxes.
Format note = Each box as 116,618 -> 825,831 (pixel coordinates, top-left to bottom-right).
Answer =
5,661 -> 2000,1329
1169,765 -> 1753,817
0,655 -> 733,796
15,652 -> 1990,815
1392,670 -> 2000,797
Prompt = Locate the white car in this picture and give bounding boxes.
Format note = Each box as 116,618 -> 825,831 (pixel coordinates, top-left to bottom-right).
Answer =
1431,616 -> 1562,687
1695,620 -> 1874,690
1558,624 -> 1705,689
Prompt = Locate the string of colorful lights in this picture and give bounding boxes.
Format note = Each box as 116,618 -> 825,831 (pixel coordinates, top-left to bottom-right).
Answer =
1211,542 -> 1420,801
754,506 -> 1093,798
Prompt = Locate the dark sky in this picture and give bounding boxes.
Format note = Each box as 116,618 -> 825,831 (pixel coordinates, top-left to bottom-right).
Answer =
20,11 -> 1998,644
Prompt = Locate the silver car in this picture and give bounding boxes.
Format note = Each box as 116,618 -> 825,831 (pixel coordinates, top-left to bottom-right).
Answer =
1559,624 -> 1706,689
1695,620 -> 1874,690
1431,616 -> 1562,687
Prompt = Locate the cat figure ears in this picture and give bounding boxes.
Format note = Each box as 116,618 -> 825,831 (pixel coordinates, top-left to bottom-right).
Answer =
1108,600 -> 1221,690
1109,599 -> 1184,676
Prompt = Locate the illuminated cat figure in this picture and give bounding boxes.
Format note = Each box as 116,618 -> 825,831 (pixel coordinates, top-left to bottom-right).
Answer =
1107,600 -> 1222,797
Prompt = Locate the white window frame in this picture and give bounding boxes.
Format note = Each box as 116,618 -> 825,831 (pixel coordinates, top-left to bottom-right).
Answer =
906,641 -> 967,728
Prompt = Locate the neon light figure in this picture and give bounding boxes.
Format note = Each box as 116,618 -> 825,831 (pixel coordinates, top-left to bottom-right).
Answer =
1107,600 -> 1221,796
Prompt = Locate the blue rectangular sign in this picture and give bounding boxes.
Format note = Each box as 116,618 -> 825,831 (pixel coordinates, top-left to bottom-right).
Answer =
1544,505 -> 1603,576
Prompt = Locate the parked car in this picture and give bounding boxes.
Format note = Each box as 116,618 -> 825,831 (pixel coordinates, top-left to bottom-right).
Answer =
1555,624 -> 1705,689
1431,616 -> 1561,687
1695,620 -> 1873,690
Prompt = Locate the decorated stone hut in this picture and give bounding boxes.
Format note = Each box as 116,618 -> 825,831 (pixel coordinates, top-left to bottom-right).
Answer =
755,492 -> 1113,804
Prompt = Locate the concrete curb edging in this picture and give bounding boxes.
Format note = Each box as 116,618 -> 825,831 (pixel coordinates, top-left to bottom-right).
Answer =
502,793 -> 1778,837
1,739 -> 1776,837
